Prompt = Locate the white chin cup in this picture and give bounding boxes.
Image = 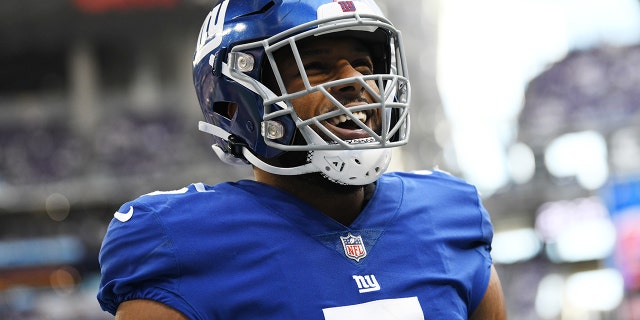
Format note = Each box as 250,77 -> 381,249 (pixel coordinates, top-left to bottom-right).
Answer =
309,148 -> 392,185
199,121 -> 393,186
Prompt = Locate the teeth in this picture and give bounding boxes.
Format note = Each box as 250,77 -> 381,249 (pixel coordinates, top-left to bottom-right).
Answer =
330,111 -> 367,125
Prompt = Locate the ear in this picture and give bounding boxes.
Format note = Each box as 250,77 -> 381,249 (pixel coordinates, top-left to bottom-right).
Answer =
212,102 -> 238,119
228,103 -> 238,119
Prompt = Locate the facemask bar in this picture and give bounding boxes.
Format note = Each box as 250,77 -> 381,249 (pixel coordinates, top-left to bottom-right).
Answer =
227,12 -> 410,152
272,74 -> 408,150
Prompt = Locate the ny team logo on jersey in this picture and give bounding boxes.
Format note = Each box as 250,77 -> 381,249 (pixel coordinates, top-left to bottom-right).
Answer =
341,233 -> 367,261
352,274 -> 380,293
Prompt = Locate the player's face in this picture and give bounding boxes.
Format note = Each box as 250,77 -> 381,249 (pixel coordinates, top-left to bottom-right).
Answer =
275,36 -> 382,142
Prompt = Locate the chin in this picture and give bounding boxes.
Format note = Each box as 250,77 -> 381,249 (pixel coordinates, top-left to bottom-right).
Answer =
296,172 -> 365,194
266,149 -> 367,193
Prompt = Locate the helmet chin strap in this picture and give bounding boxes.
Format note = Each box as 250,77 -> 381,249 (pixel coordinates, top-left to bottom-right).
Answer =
199,121 -> 389,185
199,121 -> 317,175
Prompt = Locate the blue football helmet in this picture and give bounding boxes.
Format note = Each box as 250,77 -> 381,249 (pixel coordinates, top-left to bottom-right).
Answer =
193,0 -> 410,185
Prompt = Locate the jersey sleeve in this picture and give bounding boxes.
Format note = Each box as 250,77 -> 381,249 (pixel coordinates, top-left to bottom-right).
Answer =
469,190 -> 494,312
424,171 -> 495,314
448,182 -> 494,315
97,200 -> 194,317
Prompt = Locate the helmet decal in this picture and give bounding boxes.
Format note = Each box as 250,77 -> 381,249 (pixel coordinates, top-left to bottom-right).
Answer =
338,1 -> 356,12
194,1 -> 228,66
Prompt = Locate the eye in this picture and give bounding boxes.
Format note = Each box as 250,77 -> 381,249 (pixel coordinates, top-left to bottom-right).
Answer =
352,58 -> 374,75
303,61 -> 329,75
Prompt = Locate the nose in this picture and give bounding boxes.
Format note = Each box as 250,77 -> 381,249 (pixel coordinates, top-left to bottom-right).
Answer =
329,60 -> 365,96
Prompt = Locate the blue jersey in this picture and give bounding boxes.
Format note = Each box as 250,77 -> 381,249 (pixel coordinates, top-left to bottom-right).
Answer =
98,170 -> 494,319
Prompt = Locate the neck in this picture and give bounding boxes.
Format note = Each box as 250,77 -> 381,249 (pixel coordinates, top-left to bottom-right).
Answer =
254,168 -> 375,226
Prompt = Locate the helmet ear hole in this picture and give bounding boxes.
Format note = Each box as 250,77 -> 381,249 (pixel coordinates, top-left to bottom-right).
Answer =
212,102 -> 238,120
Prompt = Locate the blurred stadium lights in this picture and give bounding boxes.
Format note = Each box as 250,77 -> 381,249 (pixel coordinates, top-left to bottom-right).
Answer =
437,0 -> 640,196
565,269 -> 625,312
0,236 -> 84,270
535,269 -> 625,319
491,196 -> 618,265
535,196 -> 615,263
545,218 -> 616,263
45,192 -> 71,222
544,131 -> 609,190
506,142 -> 535,185
1,0 -> 640,318
535,273 -> 565,319
610,126 -> 640,174
491,228 -> 542,264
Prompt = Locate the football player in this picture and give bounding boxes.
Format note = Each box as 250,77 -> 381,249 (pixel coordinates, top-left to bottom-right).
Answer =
98,0 -> 506,319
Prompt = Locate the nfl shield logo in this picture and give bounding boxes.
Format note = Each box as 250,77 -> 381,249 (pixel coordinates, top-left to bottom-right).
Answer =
340,233 -> 367,262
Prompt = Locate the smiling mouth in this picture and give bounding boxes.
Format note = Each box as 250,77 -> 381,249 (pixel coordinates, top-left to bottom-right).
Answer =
328,110 -> 368,129
322,110 -> 379,141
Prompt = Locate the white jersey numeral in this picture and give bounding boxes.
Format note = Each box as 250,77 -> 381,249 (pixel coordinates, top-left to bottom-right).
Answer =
322,297 -> 424,320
